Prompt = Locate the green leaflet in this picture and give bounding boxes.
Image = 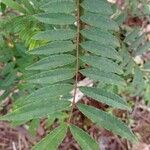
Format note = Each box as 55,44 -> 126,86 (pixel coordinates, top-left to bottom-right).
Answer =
70,125 -> 99,150
0,62 -> 15,76
81,41 -> 122,61
0,99 -> 71,121
26,54 -> 76,70
77,104 -> 137,142
81,12 -> 119,31
80,55 -> 123,74
40,1 -> 75,13
21,0 -> 35,14
145,84 -> 150,104
124,28 -> 140,43
32,29 -> 76,41
81,0 -> 112,15
80,68 -> 125,86
132,67 -> 145,94
80,87 -> 130,110
35,13 -> 75,25
143,61 -> 150,71
136,42 -> 150,55
14,84 -> 73,107
2,0 -> 27,14
28,41 -> 76,55
32,124 -> 68,150
81,28 -> 120,47
0,72 -> 17,89
130,35 -> 145,50
27,68 -> 75,84
124,28 -> 147,53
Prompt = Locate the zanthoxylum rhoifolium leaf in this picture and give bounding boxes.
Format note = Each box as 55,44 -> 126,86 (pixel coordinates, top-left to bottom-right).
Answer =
70,125 -> 99,150
77,103 -> 138,143
32,124 -> 68,150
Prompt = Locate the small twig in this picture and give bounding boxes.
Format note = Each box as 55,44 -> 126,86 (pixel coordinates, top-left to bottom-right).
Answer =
114,135 -> 127,150
12,142 -> 17,150
18,133 -> 21,150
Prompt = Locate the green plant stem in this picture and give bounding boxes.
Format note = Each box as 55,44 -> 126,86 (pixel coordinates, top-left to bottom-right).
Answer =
68,0 -> 80,124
